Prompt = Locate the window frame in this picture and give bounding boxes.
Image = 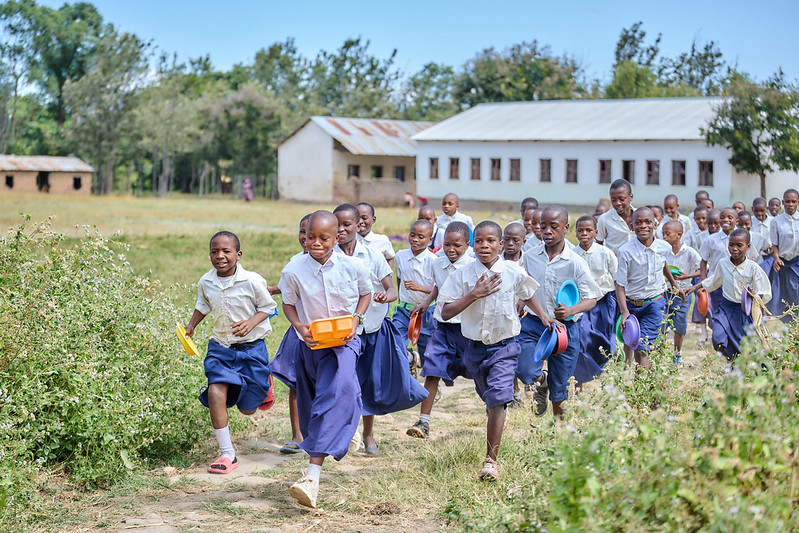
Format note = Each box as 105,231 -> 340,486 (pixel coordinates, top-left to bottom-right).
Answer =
565,159 -> 578,183
539,158 -> 551,183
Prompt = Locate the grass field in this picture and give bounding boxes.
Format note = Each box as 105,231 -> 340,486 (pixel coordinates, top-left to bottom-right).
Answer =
2,192 -> 797,532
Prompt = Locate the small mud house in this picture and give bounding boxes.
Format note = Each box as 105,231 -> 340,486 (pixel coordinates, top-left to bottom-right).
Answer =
278,117 -> 434,206
1,155 -> 94,195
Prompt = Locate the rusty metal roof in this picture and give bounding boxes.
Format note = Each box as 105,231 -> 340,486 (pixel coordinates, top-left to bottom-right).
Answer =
307,117 -> 435,156
0,155 -> 94,172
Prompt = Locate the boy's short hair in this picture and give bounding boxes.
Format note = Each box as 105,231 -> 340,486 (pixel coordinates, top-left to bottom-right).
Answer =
737,210 -> 752,220
610,178 -> 632,194
576,214 -> 596,228
412,218 -> 434,235
542,205 -> 569,224
523,206 -> 537,217
662,220 -> 683,234
752,197 -> 767,207
333,203 -> 360,219
664,194 -> 678,203
445,221 -> 470,241
730,228 -> 751,244
503,222 -> 526,234
443,192 -> 459,202
521,197 -> 538,208
210,231 -> 240,251
785,189 -> 799,198
769,197 -> 781,204
356,202 -> 375,217
695,190 -> 709,200
300,213 -> 312,225
693,205 -> 708,215
474,220 -> 502,238
649,205 -> 664,216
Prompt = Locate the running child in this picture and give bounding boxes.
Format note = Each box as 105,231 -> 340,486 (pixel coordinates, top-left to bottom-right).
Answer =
689,229 -> 771,360
657,194 -> 693,238
517,206 -> 601,415
572,215 -> 618,384
356,202 -> 395,268
769,189 -> 799,319
436,193 -> 475,234
700,207 -> 737,317
503,222 -> 526,265
616,208 -> 682,370
185,231 -> 277,474
751,197 -> 774,271
280,210 -> 372,508
419,205 -> 444,250
736,211 -> 764,264
406,222 -> 475,439
683,205 -> 708,252
438,221 -> 550,481
597,179 -> 635,256
661,220 -> 701,363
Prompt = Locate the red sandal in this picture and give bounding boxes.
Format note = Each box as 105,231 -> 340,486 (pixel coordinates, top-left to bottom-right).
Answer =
208,456 -> 238,474
258,374 -> 275,411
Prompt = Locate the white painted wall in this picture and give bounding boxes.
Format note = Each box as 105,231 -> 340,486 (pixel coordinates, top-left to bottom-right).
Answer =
416,140 -> 755,207
731,168 -> 799,204
278,121 -> 333,202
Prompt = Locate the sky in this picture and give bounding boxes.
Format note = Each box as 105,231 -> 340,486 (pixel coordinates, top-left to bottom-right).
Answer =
40,0 -> 799,84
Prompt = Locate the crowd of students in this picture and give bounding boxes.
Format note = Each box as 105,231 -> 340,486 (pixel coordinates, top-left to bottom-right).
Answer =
184,182 -> 798,508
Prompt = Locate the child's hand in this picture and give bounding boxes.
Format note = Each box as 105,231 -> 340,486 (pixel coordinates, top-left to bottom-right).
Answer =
344,316 -> 359,342
516,300 -> 526,317
297,324 -> 317,348
677,288 -> 688,301
404,280 -> 423,292
373,291 -> 389,304
471,272 -> 501,300
774,257 -> 784,272
267,285 -> 281,295
231,317 -> 258,337
619,311 -> 631,330
410,303 -> 428,317
554,303 -> 572,321
185,324 -> 195,337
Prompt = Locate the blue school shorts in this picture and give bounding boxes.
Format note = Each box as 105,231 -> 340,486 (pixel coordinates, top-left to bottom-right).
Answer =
200,338 -> 271,411
463,338 -> 519,409
665,293 -> 689,336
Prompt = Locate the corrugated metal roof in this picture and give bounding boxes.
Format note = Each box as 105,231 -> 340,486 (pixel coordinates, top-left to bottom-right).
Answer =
412,97 -> 724,142
0,155 -> 94,172
309,116 -> 435,156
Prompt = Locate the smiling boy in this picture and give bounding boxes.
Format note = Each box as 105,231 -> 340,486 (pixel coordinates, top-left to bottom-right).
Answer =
356,202 -> 395,268
597,179 -> 635,256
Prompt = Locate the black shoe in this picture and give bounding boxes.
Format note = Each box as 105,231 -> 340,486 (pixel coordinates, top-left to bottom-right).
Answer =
406,419 -> 429,439
532,371 -> 549,417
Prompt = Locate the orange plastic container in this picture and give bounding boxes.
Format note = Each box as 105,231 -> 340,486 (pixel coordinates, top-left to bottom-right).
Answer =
309,315 -> 354,350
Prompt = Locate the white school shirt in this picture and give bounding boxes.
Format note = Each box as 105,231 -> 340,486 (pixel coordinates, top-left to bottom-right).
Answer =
196,264 -> 277,347
769,211 -> 799,261
438,257 -> 539,345
522,244 -> 602,322
522,233 -> 541,252
395,248 -> 437,305
751,218 -> 771,259
700,231 -> 731,276
656,213 -> 693,239
616,238 -> 671,300
435,211 -> 475,232
702,257 -> 772,304
664,243 -> 702,290
431,252 -> 476,324
430,226 -> 445,250
337,241 -> 392,334
279,252 -> 306,317
683,225 -> 706,253
279,251 -> 372,341
573,242 -> 618,296
596,207 -> 635,256
358,230 -> 395,262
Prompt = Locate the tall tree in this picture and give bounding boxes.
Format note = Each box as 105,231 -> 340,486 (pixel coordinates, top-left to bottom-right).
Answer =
399,62 -> 458,121
704,73 -> 799,197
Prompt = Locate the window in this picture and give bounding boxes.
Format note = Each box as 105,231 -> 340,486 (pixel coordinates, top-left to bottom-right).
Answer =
509,159 -> 521,181
699,160 -> 714,186
429,157 -> 439,179
370,165 -> 383,179
566,159 -> 578,183
347,165 -> 360,178
539,159 -> 551,183
73,177 -> 82,190
671,160 -> 686,186
490,158 -> 501,181
470,158 -> 481,180
393,166 -> 405,181
599,160 -> 611,184
449,158 -> 459,180
646,160 -> 660,185
622,160 -> 635,183
5,175 -> 12,189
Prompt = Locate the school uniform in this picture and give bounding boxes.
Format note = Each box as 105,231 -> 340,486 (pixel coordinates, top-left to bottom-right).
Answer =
768,211 -> 799,319
702,257 -> 772,358
280,252 -> 371,460
436,211 -> 475,232
430,226 -> 445,251
438,258 -> 539,409
340,242 -> 427,416
196,265 -> 277,411
271,252 -> 306,390
663,244 -> 701,337
617,238 -> 671,350
393,248 -> 438,360
752,218 -> 773,271
517,244 -> 602,401
683,226 -> 706,253
596,207 -> 635,256
522,233 -> 541,252
358,230 -> 395,264
422,252 -> 476,386
572,242 -> 618,384
700,231 -> 732,317
655,213 -> 694,239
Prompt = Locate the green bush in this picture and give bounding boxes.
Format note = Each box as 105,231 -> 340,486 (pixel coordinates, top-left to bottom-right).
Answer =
0,218 -> 207,516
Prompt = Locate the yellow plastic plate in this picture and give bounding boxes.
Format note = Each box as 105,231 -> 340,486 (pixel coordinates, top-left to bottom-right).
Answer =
176,323 -> 200,357
309,315 -> 353,350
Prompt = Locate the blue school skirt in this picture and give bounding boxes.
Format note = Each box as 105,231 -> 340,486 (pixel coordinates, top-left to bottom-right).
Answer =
270,327 -> 301,390
464,338 -> 519,409
199,338 -> 271,412
574,292 -> 617,385
516,315 -> 580,403
626,294 -> 667,351
358,320 -> 428,416
768,255 -> 799,321
295,337 -> 362,461
712,297 -> 753,359
421,322 -> 473,385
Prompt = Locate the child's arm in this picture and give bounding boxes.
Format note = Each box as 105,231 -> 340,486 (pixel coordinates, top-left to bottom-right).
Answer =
554,297 -> 596,322
231,311 -> 270,337
283,303 -> 316,348
373,274 -> 398,304
699,259 -> 708,279
267,285 -> 281,295
522,294 -> 561,330
662,264 -> 685,299
441,272 -> 500,321
615,283 -> 630,326
185,309 -> 206,337
772,244 -> 783,271
404,279 -> 435,294
410,286 -> 438,317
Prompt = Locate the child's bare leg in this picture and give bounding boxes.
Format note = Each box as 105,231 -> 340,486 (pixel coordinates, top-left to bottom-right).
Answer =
289,389 -> 303,443
674,333 -> 684,353
623,344 -> 634,365
207,382 -> 229,429
634,349 -> 651,370
362,415 -> 377,449
419,376 -> 440,415
552,400 -> 565,418
486,405 -> 505,461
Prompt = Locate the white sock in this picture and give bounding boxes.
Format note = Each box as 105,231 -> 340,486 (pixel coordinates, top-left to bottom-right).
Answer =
214,426 -> 235,460
419,414 -> 431,424
306,463 -> 322,486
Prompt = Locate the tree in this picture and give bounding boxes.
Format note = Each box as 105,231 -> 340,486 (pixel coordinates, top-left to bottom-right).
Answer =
704,73 -> 799,197
399,62 -> 458,121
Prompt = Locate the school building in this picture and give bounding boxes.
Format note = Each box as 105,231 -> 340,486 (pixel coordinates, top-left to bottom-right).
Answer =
1,155 -> 94,195
277,116 -> 434,206
412,97 -> 799,208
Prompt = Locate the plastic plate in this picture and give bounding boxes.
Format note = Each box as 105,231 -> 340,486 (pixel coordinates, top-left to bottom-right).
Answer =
408,311 -> 422,345
533,326 -> 559,363
741,285 -> 753,316
556,280 -> 579,321
176,323 -> 200,357
696,290 -> 709,316
622,315 -> 641,350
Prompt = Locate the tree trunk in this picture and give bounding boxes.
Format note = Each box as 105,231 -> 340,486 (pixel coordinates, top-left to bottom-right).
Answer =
126,163 -> 132,195
104,158 -> 115,195
152,148 -> 157,197
759,170 -> 767,199
137,157 -> 144,197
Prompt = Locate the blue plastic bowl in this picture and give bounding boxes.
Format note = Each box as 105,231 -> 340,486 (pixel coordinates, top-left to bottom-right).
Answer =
533,326 -> 559,363
556,280 -> 579,321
